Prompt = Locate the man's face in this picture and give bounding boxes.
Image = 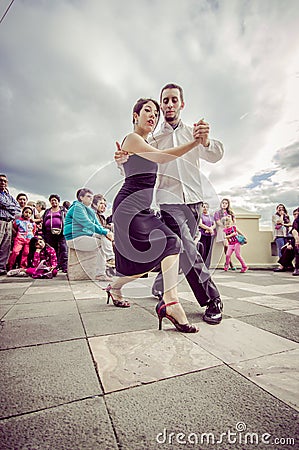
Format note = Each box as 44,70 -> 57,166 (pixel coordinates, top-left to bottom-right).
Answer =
160,88 -> 184,125
0,176 -> 8,192
17,196 -> 28,209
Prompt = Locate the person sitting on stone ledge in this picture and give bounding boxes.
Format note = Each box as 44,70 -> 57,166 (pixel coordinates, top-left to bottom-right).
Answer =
64,188 -> 114,282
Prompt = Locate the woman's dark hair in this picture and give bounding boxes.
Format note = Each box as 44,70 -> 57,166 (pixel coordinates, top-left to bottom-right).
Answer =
276,204 -> 290,221
221,198 -> 235,220
160,83 -> 184,103
49,194 -> 60,202
27,236 -> 46,267
76,188 -> 93,201
132,98 -> 160,127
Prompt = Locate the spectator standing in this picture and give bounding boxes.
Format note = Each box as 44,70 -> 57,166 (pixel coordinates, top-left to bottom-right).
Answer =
0,174 -> 21,275
291,208 -> 299,276
62,201 -> 71,213
16,193 -> 28,212
198,202 -> 216,269
272,204 -> 292,258
222,216 -> 248,273
42,194 -> 68,273
8,206 -> 36,270
36,200 -> 46,218
214,198 -> 236,270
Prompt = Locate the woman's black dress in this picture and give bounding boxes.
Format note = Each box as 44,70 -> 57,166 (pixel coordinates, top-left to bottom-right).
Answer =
113,153 -> 180,276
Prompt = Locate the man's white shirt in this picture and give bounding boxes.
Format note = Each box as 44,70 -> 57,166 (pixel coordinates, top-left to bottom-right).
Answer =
149,121 -> 224,205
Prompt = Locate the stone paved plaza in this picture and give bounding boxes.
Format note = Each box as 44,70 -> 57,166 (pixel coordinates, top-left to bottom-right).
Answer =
0,270 -> 298,449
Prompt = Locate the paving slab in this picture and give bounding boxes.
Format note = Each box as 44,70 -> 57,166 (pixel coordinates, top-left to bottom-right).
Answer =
25,285 -> 72,294
0,288 -> 29,304
81,304 -> 157,337
71,281 -> 106,299
0,270 -> 298,449
187,318 -> 298,364
17,290 -> 75,303
1,340 -> 102,418
2,300 -> 78,320
237,295 -> 299,311
219,281 -> 299,295
0,304 -> 13,319
218,297 -> 274,317
89,328 -> 221,392
105,366 -> 298,450
0,314 -> 85,349
0,397 -> 118,450
231,348 -> 299,411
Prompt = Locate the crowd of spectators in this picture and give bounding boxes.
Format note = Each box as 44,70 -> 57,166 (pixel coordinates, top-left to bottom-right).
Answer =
0,173 -> 298,279
0,174 -> 114,280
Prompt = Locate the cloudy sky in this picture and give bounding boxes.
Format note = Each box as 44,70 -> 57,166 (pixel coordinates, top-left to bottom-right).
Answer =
1,0 -> 298,227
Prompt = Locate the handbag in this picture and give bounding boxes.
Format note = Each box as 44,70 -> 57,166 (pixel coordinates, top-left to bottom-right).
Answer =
51,228 -> 61,235
50,211 -> 62,235
236,234 -> 247,245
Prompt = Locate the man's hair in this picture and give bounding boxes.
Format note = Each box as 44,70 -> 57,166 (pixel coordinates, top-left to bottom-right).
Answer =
16,192 -> 28,201
76,188 -> 93,201
49,194 -> 61,202
293,207 -> 299,214
160,83 -> 184,103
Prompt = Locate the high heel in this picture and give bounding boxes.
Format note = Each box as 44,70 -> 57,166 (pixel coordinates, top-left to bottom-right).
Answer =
156,298 -> 198,333
104,285 -> 130,308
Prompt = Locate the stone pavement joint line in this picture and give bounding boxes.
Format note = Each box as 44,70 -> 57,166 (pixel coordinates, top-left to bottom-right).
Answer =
0,270 -> 298,449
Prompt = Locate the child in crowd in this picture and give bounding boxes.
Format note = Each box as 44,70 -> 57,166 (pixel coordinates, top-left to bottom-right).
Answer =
7,206 -> 36,270
7,236 -> 58,278
222,216 -> 248,273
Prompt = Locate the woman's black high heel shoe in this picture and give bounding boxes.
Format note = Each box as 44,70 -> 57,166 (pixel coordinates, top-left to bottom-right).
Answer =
156,298 -> 198,333
104,285 -> 130,308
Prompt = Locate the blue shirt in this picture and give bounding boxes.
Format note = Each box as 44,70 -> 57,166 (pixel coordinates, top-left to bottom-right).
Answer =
0,190 -> 21,221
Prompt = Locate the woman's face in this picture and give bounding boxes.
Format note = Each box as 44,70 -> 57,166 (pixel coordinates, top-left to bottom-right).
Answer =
50,197 -> 59,209
135,101 -> 159,133
203,203 -> 209,213
221,200 -> 229,209
277,204 -> 285,214
36,238 -> 45,249
97,199 -> 107,213
81,192 -> 93,207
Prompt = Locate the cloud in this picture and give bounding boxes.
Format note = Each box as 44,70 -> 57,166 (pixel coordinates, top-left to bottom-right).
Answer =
0,0 -> 298,219
273,141 -> 299,169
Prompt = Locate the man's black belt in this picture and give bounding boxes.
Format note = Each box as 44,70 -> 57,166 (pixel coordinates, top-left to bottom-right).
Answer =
0,217 -> 12,222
